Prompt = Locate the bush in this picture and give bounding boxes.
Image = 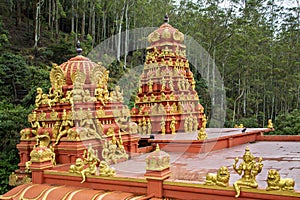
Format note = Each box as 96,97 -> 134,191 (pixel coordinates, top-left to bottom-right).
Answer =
273,109 -> 300,135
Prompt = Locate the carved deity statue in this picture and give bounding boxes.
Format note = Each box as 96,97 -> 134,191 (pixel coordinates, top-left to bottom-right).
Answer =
161,117 -> 166,135
170,116 -> 176,134
55,109 -> 74,145
233,147 -> 263,198
267,119 -> 273,129
35,87 -> 43,108
31,111 -> 41,136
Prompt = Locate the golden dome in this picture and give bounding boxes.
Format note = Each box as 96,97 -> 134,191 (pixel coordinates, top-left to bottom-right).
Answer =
147,15 -> 185,48
50,42 -> 108,87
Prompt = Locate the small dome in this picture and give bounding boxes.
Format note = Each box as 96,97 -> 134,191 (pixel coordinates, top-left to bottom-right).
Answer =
147,15 -> 185,48
59,55 -> 98,86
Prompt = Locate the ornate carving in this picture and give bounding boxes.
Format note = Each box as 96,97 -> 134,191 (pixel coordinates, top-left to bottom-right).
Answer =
267,119 -> 273,129
50,63 -> 66,87
233,147 -> 263,198
71,69 -> 86,85
266,169 -> 295,191
170,116 -> 176,134
30,134 -> 56,165
146,145 -> 170,171
197,127 -> 207,140
205,166 -> 230,187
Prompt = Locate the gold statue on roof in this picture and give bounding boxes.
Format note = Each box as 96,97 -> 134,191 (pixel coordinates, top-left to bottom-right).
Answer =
266,169 -> 295,191
233,147 -> 263,197
205,166 -> 230,187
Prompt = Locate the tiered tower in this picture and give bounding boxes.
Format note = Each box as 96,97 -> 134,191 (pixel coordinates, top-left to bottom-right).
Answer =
131,15 -> 205,134
17,43 -> 139,175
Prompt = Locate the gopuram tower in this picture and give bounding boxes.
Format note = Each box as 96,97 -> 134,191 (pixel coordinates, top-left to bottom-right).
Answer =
16,43 -> 139,178
131,15 -> 205,134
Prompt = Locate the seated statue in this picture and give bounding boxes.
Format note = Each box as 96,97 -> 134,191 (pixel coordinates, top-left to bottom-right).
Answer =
233,147 -> 263,197
69,158 -> 84,174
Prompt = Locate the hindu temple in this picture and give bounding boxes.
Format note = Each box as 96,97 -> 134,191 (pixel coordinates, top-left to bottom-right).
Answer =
1,16 -> 300,200
131,15 -> 204,135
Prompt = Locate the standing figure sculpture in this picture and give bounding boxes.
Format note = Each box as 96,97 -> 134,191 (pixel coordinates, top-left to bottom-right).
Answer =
170,116 -> 176,134
35,87 -> 43,108
55,109 -> 74,145
161,117 -> 166,135
233,147 -> 263,197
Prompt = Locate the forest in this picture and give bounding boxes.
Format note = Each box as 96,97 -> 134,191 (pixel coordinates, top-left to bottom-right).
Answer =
0,0 -> 299,193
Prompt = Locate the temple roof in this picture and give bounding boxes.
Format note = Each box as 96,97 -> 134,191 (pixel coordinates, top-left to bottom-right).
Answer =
147,15 -> 185,48
0,183 -> 158,200
59,55 -> 98,86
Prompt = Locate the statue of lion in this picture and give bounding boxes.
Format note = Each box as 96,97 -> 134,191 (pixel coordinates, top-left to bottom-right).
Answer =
266,169 -> 295,191
205,166 -> 230,187
69,158 -> 84,174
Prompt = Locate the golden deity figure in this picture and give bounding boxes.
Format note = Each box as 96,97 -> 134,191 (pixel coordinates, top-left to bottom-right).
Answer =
94,83 -> 105,105
80,144 -> 100,183
60,90 -> 73,104
31,111 -> 41,136
110,85 -> 124,102
233,147 -> 263,198
267,119 -> 273,129
72,81 -> 85,103
168,58 -> 173,66
142,117 -> 147,135
169,77 -> 174,91
69,158 -> 84,174
160,117 -> 166,135
202,114 -> 207,129
205,166 -> 230,187
197,127 -> 207,140
266,169 -> 295,191
148,79 -> 153,92
138,119 -> 142,133
35,87 -> 43,108
170,116 -> 177,134
147,119 -> 152,135
161,77 -> 166,91
55,109 -> 74,145
193,115 -> 198,131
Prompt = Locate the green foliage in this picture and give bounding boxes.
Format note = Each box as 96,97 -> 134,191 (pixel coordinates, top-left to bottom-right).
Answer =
272,109 -> 300,135
0,101 -> 30,194
0,52 -> 29,102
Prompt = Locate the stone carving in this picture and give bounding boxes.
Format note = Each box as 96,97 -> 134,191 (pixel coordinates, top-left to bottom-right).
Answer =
205,166 -> 230,187
266,169 -> 295,191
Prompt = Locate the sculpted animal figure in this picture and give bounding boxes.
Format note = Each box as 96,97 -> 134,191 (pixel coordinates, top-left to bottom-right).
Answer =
266,169 -> 295,191
205,166 -> 230,187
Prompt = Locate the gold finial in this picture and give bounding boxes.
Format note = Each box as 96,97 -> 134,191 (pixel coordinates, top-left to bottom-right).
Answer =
164,14 -> 169,23
76,40 -> 82,55
156,144 -> 160,151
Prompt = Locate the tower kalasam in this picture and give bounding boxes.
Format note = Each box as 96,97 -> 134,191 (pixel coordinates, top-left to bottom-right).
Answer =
131,15 -> 205,134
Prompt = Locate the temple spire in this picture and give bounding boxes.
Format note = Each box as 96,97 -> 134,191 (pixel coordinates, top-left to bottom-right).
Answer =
76,40 -> 82,55
164,14 -> 169,24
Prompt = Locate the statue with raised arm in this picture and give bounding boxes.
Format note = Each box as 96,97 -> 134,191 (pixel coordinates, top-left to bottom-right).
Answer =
233,147 -> 263,198
55,109 -> 74,145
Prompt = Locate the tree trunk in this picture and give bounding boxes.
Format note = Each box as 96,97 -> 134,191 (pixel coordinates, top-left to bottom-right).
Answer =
92,3 -> 95,47
34,0 -> 44,48
71,0 -> 75,33
81,0 -> 85,40
124,2 -> 129,69
16,0 -> 21,26
48,0 -> 52,30
55,0 -> 59,38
